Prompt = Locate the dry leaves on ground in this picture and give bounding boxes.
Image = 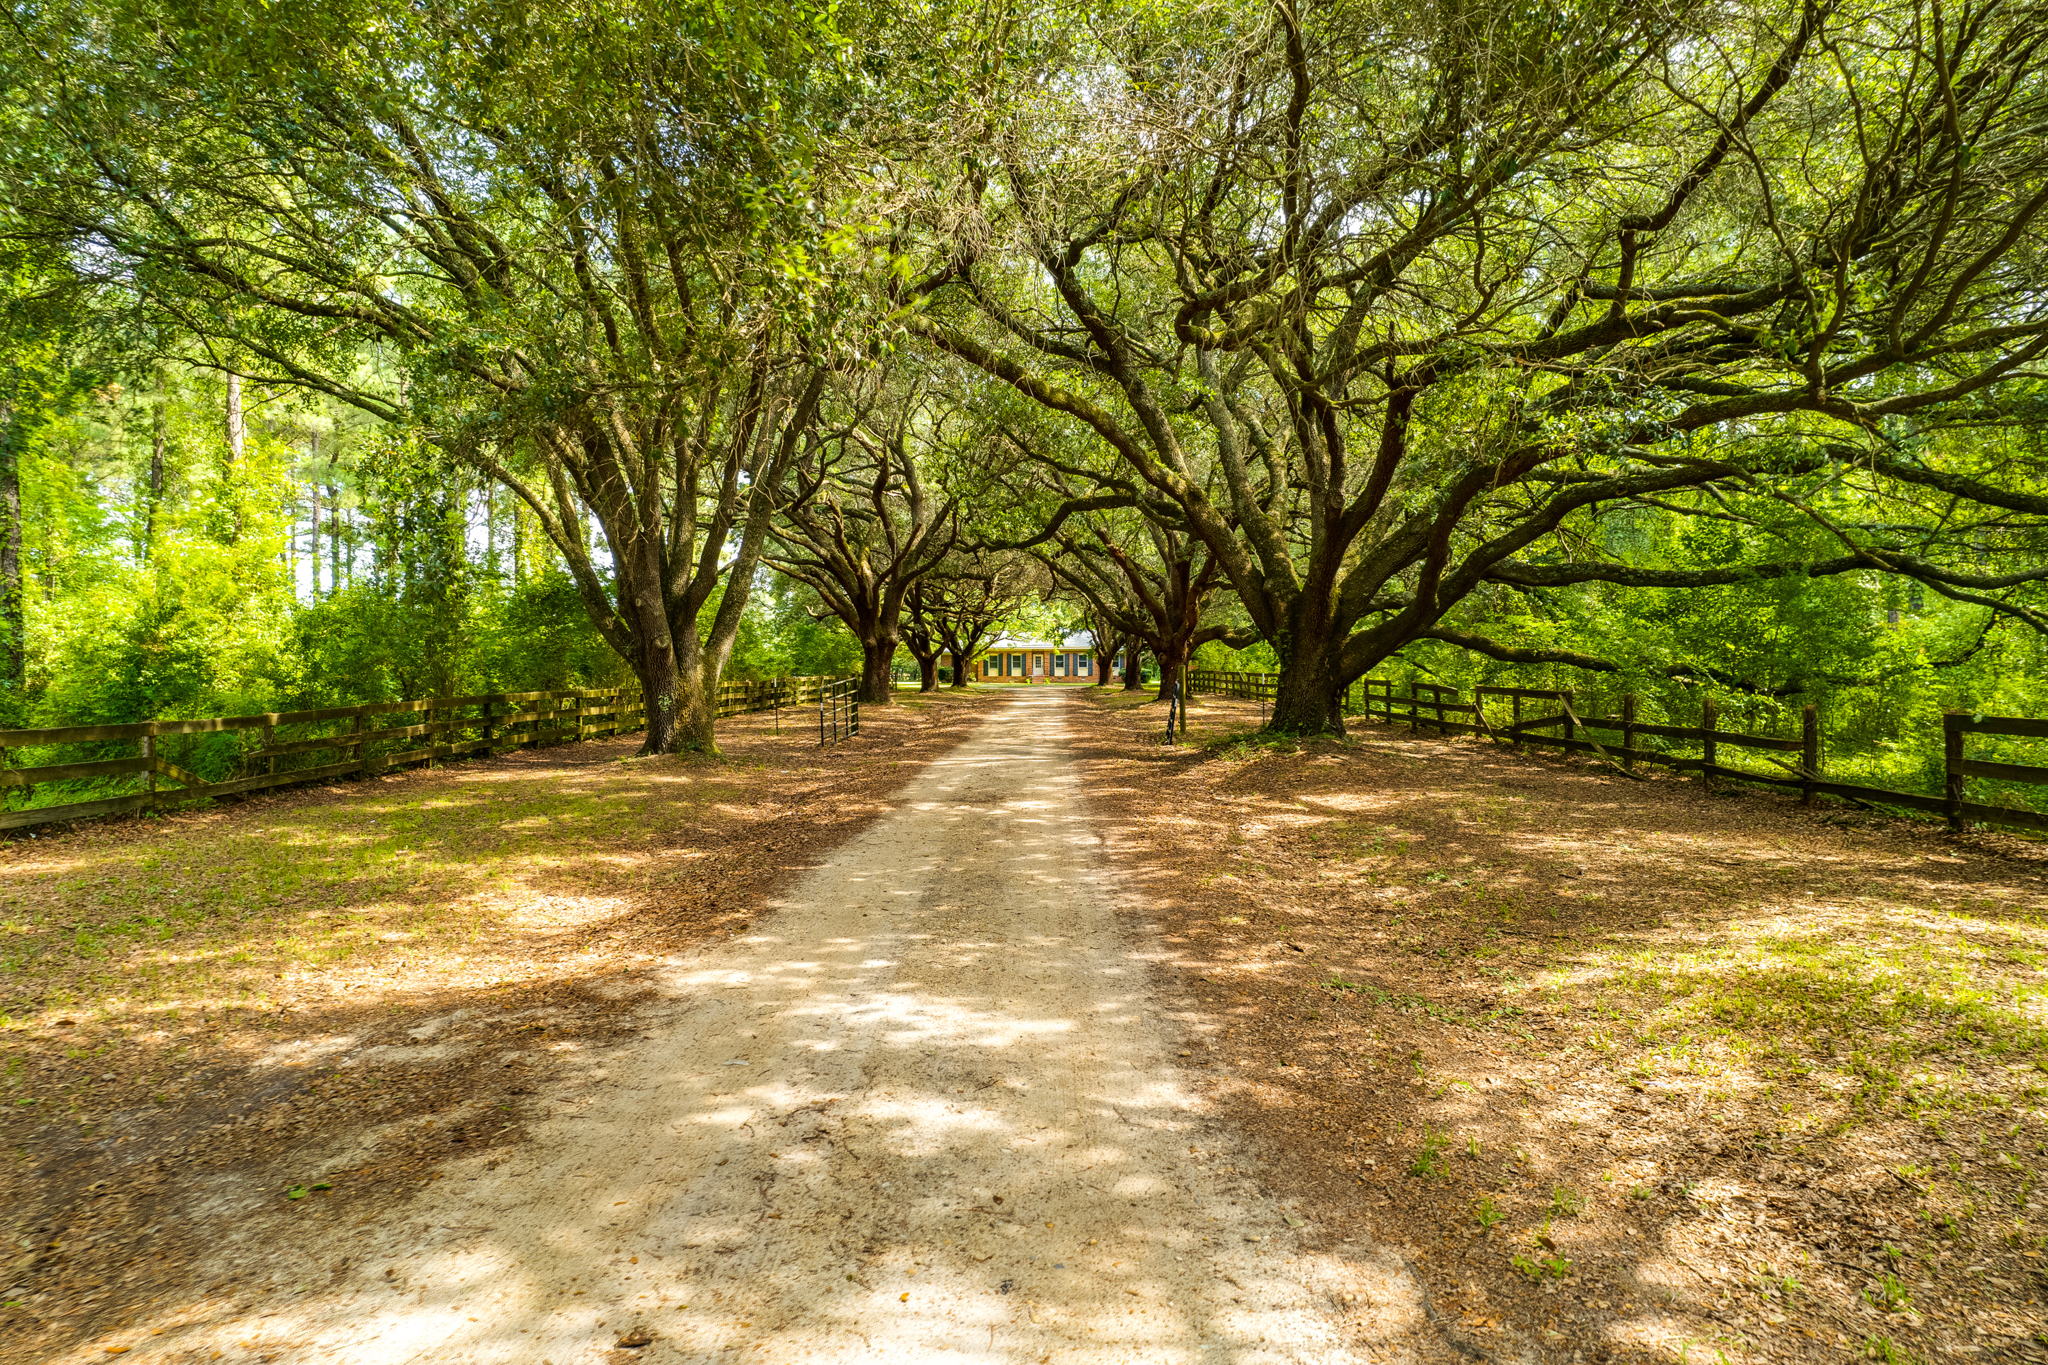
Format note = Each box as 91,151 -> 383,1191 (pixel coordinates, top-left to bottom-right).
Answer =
0,689 -> 992,1365
1071,690 -> 2048,1365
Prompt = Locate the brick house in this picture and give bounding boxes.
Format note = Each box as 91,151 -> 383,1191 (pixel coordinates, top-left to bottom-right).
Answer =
974,636 -> 1101,684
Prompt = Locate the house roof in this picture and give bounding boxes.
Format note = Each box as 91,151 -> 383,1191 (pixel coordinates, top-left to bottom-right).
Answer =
983,634 -> 1095,651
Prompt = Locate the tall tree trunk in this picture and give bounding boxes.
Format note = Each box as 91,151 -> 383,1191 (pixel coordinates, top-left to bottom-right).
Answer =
1121,642 -> 1145,691
1153,635 -> 1191,702
858,633 -> 898,704
326,486 -> 342,588
950,648 -> 974,688
635,641 -> 688,754
140,397 -> 165,564
484,485 -> 500,583
916,651 -> 939,692
510,497 -> 525,583
307,481 -> 322,596
635,585 -> 722,756
1094,644 -> 1112,686
0,405 -> 21,692
222,371 -> 244,545
1267,606 -> 1347,735
671,655 -> 719,755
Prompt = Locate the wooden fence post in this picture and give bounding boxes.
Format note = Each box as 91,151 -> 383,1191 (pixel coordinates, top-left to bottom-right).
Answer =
356,710 -> 372,778
483,699 -> 497,751
1943,712 -> 1966,832
262,722 -> 276,777
1563,689 -> 1577,751
1620,694 -> 1637,773
1800,704 -> 1819,805
1701,694 -> 1718,782
142,727 -> 157,806
1511,693 -> 1523,749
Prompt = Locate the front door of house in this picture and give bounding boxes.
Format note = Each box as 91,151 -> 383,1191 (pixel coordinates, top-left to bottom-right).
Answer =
1032,653 -> 1046,678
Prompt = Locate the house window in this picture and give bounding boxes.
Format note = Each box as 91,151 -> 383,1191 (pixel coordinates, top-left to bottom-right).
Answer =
1053,653 -> 1067,676
1077,653 -> 1092,676
1010,653 -> 1024,675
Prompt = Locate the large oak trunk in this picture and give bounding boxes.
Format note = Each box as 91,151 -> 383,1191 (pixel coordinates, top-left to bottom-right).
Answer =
675,673 -> 717,753
1268,667 -> 1346,734
1121,645 -> 1145,691
636,643 -> 689,755
858,637 -> 898,704
1152,637 -> 1192,703
949,650 -> 972,688
1267,615 -> 1347,735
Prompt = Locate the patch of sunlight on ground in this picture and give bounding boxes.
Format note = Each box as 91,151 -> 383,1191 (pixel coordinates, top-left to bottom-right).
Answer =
0,750 -> 750,1040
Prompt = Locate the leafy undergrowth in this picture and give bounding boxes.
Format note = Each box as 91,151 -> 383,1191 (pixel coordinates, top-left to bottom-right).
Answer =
0,689 -> 992,1364
1072,691 -> 2048,1365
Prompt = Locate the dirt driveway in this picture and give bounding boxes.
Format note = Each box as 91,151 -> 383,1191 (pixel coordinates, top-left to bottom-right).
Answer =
3,692 -> 987,1363
71,688 -> 1417,1364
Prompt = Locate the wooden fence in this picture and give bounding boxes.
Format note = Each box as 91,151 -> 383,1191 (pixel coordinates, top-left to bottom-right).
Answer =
1187,669 -> 2048,836
713,675 -> 848,718
0,674 -> 851,834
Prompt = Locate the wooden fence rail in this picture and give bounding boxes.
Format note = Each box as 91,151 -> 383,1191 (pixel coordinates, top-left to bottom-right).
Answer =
713,675 -> 846,718
1187,669 -> 2048,836
0,674 -> 850,834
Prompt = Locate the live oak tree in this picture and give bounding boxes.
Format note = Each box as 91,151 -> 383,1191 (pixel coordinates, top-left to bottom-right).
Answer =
1070,606 -> 1121,688
766,382 -> 959,703
0,0 -> 873,751
904,551 -> 1038,688
1065,602 -> 1140,690
1031,511 -> 1248,702
968,397 -> 1252,697
905,0 -> 2048,733
899,579 -> 949,691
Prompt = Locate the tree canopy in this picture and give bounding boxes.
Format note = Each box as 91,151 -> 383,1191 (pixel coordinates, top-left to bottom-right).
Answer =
0,0 -> 2043,762
905,0 -> 2048,730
